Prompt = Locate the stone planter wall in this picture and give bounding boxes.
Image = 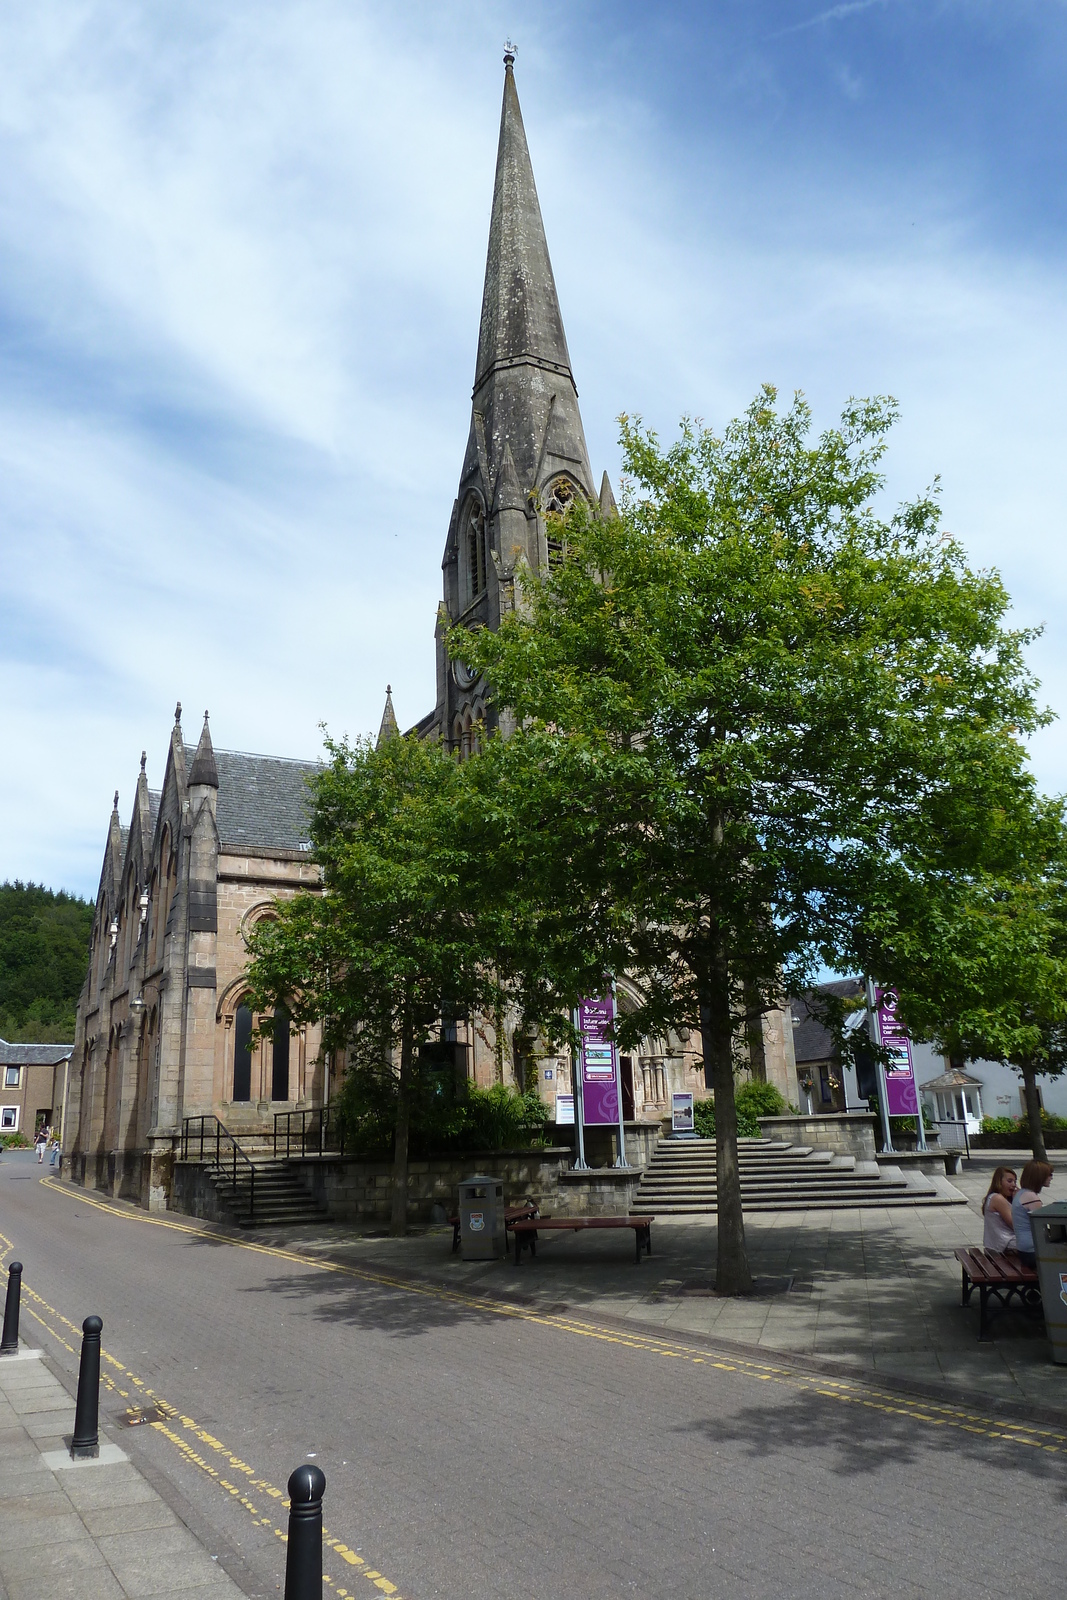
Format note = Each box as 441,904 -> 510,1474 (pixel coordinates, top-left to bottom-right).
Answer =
287,1148 -> 574,1225
758,1112 -> 878,1161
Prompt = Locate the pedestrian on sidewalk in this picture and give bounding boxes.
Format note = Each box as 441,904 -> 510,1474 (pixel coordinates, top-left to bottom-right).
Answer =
1012,1160 -> 1054,1267
982,1166 -> 1017,1252
49,1134 -> 61,1167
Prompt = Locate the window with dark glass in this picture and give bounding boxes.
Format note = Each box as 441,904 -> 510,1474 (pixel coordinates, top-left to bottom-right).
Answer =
271,1004 -> 291,1102
4,1066 -> 20,1088
233,1004 -> 253,1102
467,502 -> 487,600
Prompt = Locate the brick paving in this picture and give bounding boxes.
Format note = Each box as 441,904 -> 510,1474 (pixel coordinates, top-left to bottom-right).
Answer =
259,1151 -> 1066,1414
3,1145 -> 1066,1599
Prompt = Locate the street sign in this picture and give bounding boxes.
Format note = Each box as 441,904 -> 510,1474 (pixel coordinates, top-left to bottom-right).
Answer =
555,1093 -> 575,1125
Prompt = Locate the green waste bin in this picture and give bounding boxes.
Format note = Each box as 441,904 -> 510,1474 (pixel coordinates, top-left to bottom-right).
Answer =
1029,1201 -> 1067,1365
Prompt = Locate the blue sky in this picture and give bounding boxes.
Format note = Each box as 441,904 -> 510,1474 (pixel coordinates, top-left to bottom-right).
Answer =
2,1 -> 1066,899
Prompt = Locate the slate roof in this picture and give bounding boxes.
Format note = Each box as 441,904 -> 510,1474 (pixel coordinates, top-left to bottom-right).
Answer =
919,1066 -> 983,1091
0,1039 -> 73,1065
184,746 -> 320,852
789,978 -> 865,1065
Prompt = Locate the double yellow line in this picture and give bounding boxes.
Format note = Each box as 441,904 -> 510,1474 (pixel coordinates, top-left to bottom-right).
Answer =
6,1171 -> 1067,1598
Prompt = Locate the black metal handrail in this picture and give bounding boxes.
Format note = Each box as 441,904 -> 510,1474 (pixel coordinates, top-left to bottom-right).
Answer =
273,1106 -> 346,1160
181,1114 -> 256,1220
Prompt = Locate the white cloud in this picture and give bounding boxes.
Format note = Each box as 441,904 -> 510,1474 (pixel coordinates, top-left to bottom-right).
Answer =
1,1 -> 1065,897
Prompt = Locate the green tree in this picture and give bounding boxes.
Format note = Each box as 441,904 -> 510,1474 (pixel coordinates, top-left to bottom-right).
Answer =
455,389 -> 1045,1294
883,830 -> 1067,1163
0,881 -> 94,1042
245,733 -> 522,1236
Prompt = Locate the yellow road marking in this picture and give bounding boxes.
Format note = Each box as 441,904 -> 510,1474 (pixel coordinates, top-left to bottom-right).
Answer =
1,1222 -> 403,1599
25,1176 -> 1067,1456
7,1168 -> 1067,1595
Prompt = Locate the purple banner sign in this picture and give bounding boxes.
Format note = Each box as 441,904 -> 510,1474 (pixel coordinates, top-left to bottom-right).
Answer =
577,993 -> 621,1126
875,987 -> 919,1116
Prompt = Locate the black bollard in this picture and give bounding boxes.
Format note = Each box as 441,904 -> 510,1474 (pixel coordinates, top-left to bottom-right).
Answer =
1,1261 -> 22,1354
70,1315 -> 103,1459
284,1463 -> 326,1600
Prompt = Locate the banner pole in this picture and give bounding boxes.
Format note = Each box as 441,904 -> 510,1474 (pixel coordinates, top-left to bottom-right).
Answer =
866,976 -> 895,1155
572,1007 -> 589,1170
611,983 -> 627,1168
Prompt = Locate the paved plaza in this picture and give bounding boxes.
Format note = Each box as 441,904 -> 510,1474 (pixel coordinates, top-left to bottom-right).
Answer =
2,1147 -> 1065,1599
254,1151 -> 1064,1416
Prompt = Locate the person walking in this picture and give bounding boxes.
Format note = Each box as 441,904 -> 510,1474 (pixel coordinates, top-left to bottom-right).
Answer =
34,1127 -> 47,1164
49,1134 -> 61,1168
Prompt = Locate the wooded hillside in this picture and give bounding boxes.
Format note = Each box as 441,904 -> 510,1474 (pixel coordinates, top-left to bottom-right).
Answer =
0,881 -> 93,1043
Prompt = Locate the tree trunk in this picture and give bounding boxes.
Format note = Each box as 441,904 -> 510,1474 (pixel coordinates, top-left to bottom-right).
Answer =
390,1011 -> 415,1237
1019,1059 -> 1047,1163
700,972 -> 752,1297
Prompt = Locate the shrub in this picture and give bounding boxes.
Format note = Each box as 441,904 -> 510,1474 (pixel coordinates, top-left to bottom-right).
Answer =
693,1099 -> 716,1138
980,1116 -> 1018,1135
736,1081 -> 786,1118
692,1096 -> 762,1138
462,1083 -> 549,1150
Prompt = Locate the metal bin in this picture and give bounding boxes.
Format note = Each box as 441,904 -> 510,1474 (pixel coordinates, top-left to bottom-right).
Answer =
457,1175 -> 506,1261
1030,1200 -> 1067,1365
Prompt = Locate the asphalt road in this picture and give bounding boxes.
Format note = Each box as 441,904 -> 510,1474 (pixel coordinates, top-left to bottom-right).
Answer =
2,1148 -> 1065,1600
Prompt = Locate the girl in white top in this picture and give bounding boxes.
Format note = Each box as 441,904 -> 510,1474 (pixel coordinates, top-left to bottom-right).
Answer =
981,1166 -> 1017,1252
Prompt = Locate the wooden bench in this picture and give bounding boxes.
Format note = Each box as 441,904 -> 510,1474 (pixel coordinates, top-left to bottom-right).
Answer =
510,1215 -> 654,1266
953,1246 -> 1041,1341
449,1200 -> 540,1255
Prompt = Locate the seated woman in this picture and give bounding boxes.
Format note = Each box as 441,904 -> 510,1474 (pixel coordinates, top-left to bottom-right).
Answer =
981,1166 -> 1017,1252
1011,1159 -> 1054,1267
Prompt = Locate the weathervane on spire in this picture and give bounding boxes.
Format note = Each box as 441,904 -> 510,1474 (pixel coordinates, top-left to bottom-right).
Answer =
503,39 -> 516,68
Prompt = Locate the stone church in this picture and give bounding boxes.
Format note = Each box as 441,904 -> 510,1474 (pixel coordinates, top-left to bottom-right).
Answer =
67,52 -> 797,1208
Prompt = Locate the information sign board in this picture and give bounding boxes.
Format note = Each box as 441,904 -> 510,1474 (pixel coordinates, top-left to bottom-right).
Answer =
875,987 -> 919,1116
672,1091 -> 695,1135
577,994 -> 621,1125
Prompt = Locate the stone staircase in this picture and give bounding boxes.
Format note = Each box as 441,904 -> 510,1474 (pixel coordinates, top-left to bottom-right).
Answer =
634,1138 -> 967,1213
202,1154 -> 330,1230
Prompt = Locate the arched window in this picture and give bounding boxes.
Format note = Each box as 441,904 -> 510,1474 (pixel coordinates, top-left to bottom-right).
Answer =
466,500 -> 487,601
271,1004 -> 291,1102
543,477 -> 576,569
233,1003 -> 253,1102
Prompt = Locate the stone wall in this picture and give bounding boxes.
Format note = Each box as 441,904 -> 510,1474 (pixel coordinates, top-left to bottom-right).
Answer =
285,1141 -> 657,1223
758,1112 -> 877,1160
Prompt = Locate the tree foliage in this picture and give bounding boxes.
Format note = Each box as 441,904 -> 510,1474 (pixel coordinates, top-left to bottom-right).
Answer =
454,389 -> 1046,1292
245,733 -> 542,1233
883,819 -> 1067,1161
0,881 -> 93,1042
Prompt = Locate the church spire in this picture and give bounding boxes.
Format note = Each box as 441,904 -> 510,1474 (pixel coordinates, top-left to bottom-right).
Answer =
475,50 -> 574,395
376,686 -> 399,747
188,711 -> 219,789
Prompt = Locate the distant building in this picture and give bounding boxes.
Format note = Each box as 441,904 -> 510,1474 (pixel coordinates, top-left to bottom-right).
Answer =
0,1039 -> 73,1141
789,980 -> 864,1113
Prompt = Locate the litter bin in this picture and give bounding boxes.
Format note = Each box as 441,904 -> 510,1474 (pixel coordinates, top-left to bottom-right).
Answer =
1030,1201 -> 1067,1365
457,1175 -> 506,1261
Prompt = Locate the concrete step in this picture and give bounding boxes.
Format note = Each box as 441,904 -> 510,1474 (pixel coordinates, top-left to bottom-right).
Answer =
634,1132 -> 965,1211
